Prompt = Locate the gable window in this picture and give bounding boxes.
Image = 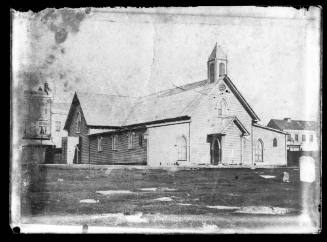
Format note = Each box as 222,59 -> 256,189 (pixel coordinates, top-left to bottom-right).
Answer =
112,135 -> 118,150
310,135 -> 313,142
176,135 -> 187,161
139,134 -> 144,147
76,111 -> 81,133
295,134 -> 298,142
255,139 -> 264,162
97,136 -> 103,152
55,121 -> 61,132
209,62 -> 215,83
273,138 -> 277,147
219,62 -> 225,76
302,134 -> 306,142
218,99 -> 227,116
128,132 -> 135,149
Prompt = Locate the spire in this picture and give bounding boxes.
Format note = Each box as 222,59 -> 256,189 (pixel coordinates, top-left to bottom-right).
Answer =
208,43 -> 227,61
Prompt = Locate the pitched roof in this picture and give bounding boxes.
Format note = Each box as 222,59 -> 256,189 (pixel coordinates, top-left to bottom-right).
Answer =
253,123 -> 288,135
208,43 -> 227,61
267,119 -> 318,131
208,116 -> 250,136
64,75 -> 260,130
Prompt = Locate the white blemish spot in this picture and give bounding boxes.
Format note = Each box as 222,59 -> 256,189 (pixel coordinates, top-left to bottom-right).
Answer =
178,203 -> 192,206
139,188 -> 157,191
235,206 -> 290,215
201,223 -> 219,231
159,187 -> 177,191
79,199 -> 99,204
260,175 -> 276,179
154,197 -> 174,202
96,190 -> 133,195
206,205 -> 240,210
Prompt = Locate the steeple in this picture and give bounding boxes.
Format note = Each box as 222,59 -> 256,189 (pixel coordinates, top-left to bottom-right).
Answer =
207,43 -> 228,83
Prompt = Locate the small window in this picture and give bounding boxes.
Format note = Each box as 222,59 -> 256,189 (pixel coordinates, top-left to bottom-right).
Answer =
112,135 -> 118,150
76,111 -> 81,133
302,134 -> 306,142
310,135 -> 313,142
139,134 -> 144,147
55,121 -> 61,132
295,134 -> 298,142
97,137 -> 103,152
209,62 -> 215,83
273,138 -> 277,147
128,132 -> 135,149
255,139 -> 264,162
287,134 -> 292,141
219,62 -> 225,76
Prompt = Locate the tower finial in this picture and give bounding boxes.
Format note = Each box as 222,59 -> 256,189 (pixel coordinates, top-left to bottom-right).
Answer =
207,44 -> 228,82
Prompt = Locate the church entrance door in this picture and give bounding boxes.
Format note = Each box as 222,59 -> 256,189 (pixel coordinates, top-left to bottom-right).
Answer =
211,136 -> 222,165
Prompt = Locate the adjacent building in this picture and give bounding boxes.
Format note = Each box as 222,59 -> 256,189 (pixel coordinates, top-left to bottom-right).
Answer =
267,118 -> 319,151
63,44 -> 288,167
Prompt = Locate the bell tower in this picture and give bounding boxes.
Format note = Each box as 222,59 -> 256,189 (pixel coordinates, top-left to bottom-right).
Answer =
207,43 -> 227,83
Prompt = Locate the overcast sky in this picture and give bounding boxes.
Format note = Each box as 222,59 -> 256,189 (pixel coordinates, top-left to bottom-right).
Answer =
12,7 -> 321,125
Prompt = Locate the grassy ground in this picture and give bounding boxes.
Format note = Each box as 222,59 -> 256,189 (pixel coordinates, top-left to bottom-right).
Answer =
21,165 -> 302,216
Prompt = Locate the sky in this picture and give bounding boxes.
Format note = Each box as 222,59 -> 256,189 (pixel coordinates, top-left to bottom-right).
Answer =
12,7 -> 321,125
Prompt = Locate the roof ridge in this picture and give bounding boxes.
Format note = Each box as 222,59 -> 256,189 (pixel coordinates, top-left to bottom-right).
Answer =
76,91 -> 139,99
143,79 -> 209,97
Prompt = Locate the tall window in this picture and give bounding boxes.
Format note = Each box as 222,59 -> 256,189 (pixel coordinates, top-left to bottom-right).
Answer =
76,111 -> 81,133
139,134 -> 144,147
302,134 -> 306,142
55,121 -> 61,132
112,135 -> 118,150
295,134 -> 298,142
209,62 -> 215,83
97,137 -> 103,152
219,62 -> 225,76
255,139 -> 264,162
218,99 -> 227,116
128,132 -> 135,149
273,138 -> 277,147
310,135 -> 313,142
176,135 -> 187,161
287,134 -> 292,141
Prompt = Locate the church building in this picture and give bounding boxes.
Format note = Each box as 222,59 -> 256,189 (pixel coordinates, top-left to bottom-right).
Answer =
63,44 -> 288,167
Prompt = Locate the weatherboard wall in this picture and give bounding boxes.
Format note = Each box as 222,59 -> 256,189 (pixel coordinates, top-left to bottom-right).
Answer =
89,129 -> 147,165
252,126 -> 287,166
189,79 -> 253,164
66,104 -> 90,164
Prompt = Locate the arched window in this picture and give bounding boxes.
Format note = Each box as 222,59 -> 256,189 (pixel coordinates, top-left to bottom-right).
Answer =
273,138 -> 277,147
219,62 -> 225,76
209,62 -> 215,83
176,135 -> 187,161
255,139 -> 264,162
76,111 -> 81,133
218,99 -> 227,116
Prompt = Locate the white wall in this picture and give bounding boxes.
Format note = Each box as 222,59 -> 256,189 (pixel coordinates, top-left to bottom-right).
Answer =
252,126 -> 287,166
51,112 -> 68,148
147,122 -> 190,167
286,129 -> 319,151
189,79 -> 253,165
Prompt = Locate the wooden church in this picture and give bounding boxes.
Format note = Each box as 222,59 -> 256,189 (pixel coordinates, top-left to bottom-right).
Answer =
63,44 -> 288,167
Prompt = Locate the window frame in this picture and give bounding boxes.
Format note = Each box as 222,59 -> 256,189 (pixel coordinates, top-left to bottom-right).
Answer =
218,98 -> 227,116
112,134 -> 118,150
295,134 -> 298,142
209,62 -> 215,83
139,134 -> 144,147
128,132 -> 135,149
310,134 -> 313,142
255,139 -> 264,162
219,62 -> 225,76
97,136 -> 103,152
302,134 -> 306,142
273,138 -> 277,147
55,121 -> 61,132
